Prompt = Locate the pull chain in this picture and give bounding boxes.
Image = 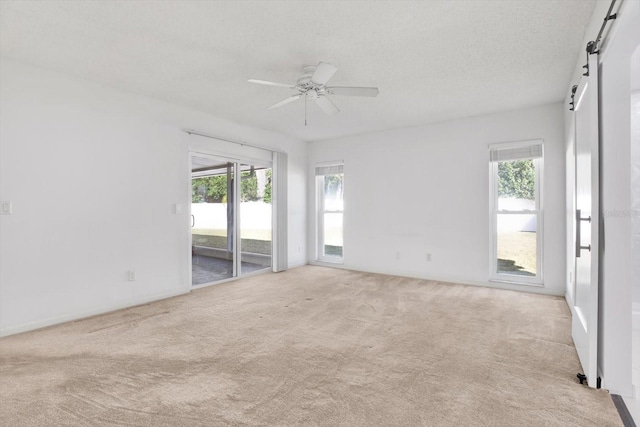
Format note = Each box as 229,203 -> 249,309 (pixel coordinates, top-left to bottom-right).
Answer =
304,93 -> 308,126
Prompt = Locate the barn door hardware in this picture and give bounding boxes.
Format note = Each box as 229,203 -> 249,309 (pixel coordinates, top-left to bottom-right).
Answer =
577,373 -> 587,385
569,85 -> 578,111
576,209 -> 592,257
568,0 -> 618,110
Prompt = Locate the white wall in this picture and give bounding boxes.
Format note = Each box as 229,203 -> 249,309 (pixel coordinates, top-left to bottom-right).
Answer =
0,58 -> 307,336
308,103 -> 565,296
563,0 -> 640,397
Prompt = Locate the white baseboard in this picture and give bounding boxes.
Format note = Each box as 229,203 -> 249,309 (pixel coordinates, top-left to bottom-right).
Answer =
287,261 -> 309,269
0,265 -> 312,338
0,288 -> 190,338
307,262 -> 564,296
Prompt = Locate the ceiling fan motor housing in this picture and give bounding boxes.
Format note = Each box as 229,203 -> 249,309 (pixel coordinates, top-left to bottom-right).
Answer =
297,65 -> 328,98
296,65 -> 317,87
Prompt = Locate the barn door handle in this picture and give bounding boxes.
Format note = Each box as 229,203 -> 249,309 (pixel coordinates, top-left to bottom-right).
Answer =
575,209 -> 591,258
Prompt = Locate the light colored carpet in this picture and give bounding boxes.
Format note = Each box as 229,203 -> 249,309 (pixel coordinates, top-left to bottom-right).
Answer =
0,266 -> 621,426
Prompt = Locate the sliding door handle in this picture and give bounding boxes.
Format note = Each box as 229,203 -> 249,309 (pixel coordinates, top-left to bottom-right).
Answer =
191,215 -> 195,228
576,209 -> 591,257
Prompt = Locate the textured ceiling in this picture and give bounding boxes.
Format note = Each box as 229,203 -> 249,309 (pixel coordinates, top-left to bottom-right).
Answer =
0,0 -> 595,142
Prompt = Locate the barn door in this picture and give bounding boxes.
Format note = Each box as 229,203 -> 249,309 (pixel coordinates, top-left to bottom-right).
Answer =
571,52 -> 600,388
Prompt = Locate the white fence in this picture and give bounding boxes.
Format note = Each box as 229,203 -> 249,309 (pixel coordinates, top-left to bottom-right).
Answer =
497,197 -> 537,233
191,201 -> 272,239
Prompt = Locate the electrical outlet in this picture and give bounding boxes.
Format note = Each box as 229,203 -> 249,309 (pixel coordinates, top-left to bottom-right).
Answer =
1,201 -> 12,215
396,251 -> 400,260
426,253 -> 432,262
127,270 -> 136,281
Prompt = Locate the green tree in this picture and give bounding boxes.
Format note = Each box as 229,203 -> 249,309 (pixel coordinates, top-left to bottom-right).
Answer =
240,171 -> 259,202
498,160 -> 535,200
263,169 -> 272,204
192,176 -> 227,203
192,169 -> 273,203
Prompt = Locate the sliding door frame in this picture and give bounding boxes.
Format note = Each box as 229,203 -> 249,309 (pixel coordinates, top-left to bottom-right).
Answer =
188,150 -> 274,288
237,159 -> 274,277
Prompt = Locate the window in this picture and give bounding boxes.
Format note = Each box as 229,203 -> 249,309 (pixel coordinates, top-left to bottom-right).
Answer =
316,163 -> 344,262
490,141 -> 543,284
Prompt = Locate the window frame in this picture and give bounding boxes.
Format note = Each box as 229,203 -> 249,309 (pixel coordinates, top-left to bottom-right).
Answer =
315,162 -> 344,263
489,140 -> 544,286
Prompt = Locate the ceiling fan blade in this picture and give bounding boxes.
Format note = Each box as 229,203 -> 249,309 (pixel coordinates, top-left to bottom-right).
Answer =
311,62 -> 338,86
248,79 -> 295,88
315,95 -> 340,115
266,94 -> 301,110
326,86 -> 379,97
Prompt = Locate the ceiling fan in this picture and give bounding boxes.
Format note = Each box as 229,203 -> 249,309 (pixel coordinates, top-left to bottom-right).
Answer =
248,62 -> 378,123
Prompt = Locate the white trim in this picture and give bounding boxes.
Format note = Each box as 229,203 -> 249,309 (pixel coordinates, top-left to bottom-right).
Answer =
315,161 -> 344,263
184,129 -> 286,154
489,278 -> 544,288
273,151 -> 288,272
189,146 -> 267,168
633,302 -> 640,330
488,142 -> 544,285
315,164 -> 344,175
317,255 -> 344,264
488,139 -> 545,151
316,175 -> 325,260
309,262 -> 565,296
489,143 -> 543,162
566,113 -> 577,307
0,289 -> 189,338
189,152 -> 238,286
315,160 -> 345,167
189,151 -> 276,285
234,160 -> 241,278
188,153 -> 195,291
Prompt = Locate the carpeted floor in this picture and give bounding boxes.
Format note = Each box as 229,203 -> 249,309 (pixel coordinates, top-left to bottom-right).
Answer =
0,266 -> 622,426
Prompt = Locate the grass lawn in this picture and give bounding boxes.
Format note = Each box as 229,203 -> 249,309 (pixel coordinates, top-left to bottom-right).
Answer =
497,231 -> 536,276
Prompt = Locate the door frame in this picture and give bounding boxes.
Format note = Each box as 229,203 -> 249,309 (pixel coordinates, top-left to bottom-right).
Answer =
188,151 -> 274,288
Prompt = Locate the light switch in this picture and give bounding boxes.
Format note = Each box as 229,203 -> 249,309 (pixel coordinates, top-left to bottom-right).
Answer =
173,203 -> 183,214
1,201 -> 12,215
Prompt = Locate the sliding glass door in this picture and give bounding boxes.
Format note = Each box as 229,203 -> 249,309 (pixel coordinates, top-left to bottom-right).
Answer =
239,163 -> 273,275
191,157 -> 236,285
190,155 -> 272,286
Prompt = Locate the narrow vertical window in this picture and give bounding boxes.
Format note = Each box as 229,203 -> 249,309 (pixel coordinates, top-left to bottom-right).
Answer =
490,141 -> 543,284
316,164 -> 344,262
